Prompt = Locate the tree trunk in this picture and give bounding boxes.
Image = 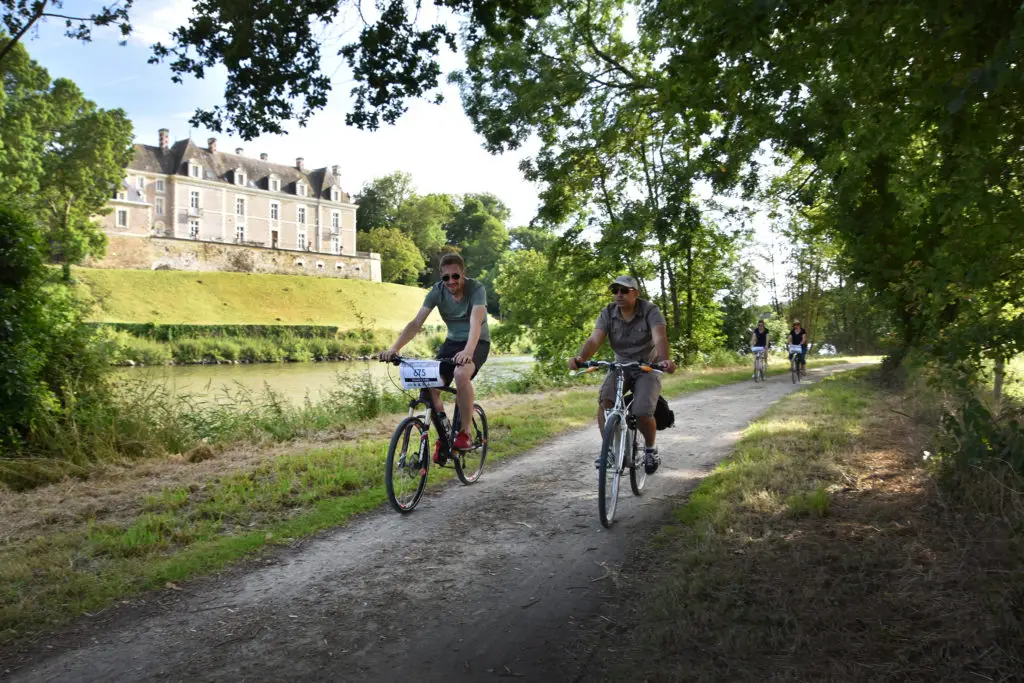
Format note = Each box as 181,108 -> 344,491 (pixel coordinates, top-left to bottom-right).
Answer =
994,354 -> 1005,410
685,243 -> 694,341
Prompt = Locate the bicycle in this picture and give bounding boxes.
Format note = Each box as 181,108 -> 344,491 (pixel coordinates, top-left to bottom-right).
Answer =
381,356 -> 489,513
788,345 -> 805,383
571,360 -> 664,528
751,346 -> 767,382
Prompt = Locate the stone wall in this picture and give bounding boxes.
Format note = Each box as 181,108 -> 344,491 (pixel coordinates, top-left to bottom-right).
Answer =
91,234 -> 382,282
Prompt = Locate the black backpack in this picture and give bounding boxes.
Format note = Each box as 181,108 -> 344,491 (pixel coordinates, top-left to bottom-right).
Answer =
654,396 -> 675,430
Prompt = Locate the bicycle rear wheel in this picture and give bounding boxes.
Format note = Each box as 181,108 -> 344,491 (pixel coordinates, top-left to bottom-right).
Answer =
628,427 -> 646,495
599,413 -> 624,528
453,403 -> 488,484
385,417 -> 429,513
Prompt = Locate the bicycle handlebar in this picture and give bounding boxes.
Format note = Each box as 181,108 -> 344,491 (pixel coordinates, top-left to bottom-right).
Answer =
570,360 -> 665,376
379,354 -> 461,366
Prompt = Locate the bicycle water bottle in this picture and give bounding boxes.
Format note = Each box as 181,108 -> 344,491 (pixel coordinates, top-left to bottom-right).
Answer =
436,412 -> 453,449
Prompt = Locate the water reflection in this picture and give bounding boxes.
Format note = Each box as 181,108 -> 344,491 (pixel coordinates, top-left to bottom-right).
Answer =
116,356 -> 535,404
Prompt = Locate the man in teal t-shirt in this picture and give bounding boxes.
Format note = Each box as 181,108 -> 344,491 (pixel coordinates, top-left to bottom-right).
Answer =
380,253 -> 490,463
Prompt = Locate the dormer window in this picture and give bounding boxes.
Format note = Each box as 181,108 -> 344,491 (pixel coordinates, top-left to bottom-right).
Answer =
331,188 -> 340,202
116,189 -> 127,201
269,175 -> 280,192
296,181 -> 307,197
235,170 -> 246,186
189,163 -> 201,178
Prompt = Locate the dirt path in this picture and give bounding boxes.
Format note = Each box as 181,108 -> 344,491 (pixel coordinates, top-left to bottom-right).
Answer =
4,365 -> 865,682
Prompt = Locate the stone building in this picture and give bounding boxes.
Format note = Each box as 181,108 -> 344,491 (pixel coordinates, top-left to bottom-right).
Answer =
98,130 -> 381,282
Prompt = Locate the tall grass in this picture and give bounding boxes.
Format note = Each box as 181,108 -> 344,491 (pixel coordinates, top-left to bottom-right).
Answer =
103,328 -> 442,366
0,370 -> 412,490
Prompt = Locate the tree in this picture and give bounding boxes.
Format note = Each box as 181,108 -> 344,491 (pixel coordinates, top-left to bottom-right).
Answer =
41,80 -> 134,278
0,0 -> 550,139
493,243 -> 607,367
394,192 -> 455,263
354,171 -> 415,233
509,225 -> 556,253
720,262 -> 759,352
0,38 -> 133,276
356,227 -> 425,285
0,206 -> 105,451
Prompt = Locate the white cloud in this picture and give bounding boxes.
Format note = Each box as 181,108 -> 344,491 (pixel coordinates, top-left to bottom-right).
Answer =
130,0 -> 195,45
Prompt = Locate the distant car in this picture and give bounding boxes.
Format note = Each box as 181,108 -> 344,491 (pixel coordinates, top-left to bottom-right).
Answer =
815,343 -> 837,356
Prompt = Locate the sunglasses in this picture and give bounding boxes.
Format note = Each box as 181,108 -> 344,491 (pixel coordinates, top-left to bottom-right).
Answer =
441,273 -> 462,282
610,286 -> 633,295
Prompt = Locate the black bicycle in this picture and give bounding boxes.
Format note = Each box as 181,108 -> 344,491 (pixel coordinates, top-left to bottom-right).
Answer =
381,356 -> 488,513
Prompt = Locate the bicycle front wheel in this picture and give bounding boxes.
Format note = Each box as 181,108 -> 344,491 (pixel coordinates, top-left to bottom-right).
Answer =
599,413 -> 624,528
385,416 -> 429,513
628,427 -> 646,495
453,403 -> 488,485
791,360 -> 798,383
753,359 -> 760,383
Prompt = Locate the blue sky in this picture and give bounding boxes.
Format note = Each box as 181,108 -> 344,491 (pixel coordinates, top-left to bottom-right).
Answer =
24,1 -> 542,226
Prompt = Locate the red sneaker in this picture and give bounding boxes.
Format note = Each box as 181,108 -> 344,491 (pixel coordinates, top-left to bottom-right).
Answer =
452,431 -> 472,451
433,440 -> 448,466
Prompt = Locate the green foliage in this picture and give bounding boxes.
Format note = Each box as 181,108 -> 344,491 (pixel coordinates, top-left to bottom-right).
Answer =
0,207 -> 109,450
356,227 -> 425,285
493,247 -> 607,368
92,323 -> 342,342
0,37 -> 134,276
720,262 -> 759,352
394,192 -> 455,262
354,171 -> 415,233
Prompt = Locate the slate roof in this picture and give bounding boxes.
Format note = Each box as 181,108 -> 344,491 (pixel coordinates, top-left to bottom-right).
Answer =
126,139 -> 352,202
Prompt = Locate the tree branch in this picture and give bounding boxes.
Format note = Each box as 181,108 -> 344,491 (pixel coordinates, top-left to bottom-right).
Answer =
0,0 -> 49,64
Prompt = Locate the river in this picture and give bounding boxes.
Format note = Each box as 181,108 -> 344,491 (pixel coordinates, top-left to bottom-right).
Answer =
115,356 -> 536,404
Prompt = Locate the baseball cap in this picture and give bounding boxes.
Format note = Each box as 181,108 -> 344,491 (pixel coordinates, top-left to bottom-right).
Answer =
610,275 -> 638,290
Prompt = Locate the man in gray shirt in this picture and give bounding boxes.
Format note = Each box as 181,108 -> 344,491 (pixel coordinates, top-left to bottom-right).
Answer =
381,253 -> 489,463
568,275 -> 676,473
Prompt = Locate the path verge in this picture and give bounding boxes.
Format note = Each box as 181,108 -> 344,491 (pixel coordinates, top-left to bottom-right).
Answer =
568,369 -> 1024,682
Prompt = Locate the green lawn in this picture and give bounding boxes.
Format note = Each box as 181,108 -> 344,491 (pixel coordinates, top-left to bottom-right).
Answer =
74,268 -> 443,330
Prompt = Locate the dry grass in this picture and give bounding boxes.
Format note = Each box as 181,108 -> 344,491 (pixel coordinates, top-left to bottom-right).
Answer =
575,371 -> 1024,682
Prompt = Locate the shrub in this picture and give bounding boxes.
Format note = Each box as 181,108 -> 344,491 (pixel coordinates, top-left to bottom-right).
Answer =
0,208 -> 109,450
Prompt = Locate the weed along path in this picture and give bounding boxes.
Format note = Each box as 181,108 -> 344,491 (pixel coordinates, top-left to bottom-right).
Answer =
6,364 -> 867,682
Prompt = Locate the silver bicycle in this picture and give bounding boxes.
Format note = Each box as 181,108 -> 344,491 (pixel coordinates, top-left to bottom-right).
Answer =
572,360 -> 664,528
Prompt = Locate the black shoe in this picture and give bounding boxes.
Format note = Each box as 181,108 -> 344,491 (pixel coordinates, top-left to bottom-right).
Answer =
643,447 -> 660,475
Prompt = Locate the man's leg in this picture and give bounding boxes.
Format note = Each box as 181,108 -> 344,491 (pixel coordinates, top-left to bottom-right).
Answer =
633,372 -> 663,474
597,372 -> 619,435
453,362 -> 476,434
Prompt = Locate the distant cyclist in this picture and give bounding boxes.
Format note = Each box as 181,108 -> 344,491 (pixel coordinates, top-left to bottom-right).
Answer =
750,319 -> 770,371
567,275 -> 676,474
379,253 -> 488,464
788,320 -> 807,373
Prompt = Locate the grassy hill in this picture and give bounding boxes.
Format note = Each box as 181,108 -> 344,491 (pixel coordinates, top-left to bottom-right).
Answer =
74,268 -> 443,331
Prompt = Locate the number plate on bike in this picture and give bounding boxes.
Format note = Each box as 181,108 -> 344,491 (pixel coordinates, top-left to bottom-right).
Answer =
789,345 -> 803,354
399,360 -> 445,389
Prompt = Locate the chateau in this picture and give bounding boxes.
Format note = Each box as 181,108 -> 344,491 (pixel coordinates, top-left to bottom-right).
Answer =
96,130 -> 381,282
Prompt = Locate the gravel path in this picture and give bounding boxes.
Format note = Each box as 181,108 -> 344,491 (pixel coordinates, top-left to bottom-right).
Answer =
6,364 -> 865,682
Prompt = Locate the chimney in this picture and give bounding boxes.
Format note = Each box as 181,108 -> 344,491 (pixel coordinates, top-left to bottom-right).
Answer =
235,147 -> 244,156
331,165 -> 340,177
296,157 -> 305,171
260,153 -> 268,161
207,137 -> 217,153
158,128 -> 169,150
